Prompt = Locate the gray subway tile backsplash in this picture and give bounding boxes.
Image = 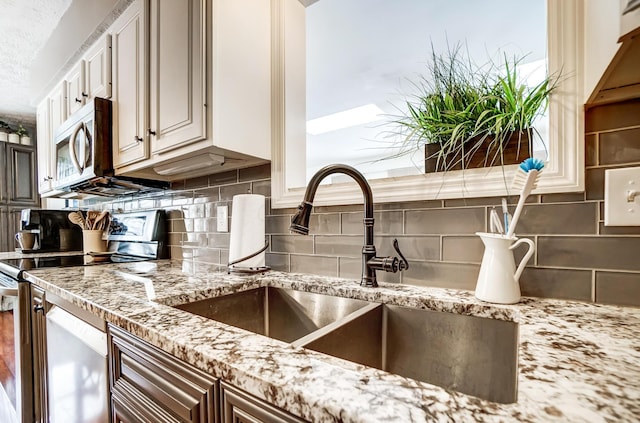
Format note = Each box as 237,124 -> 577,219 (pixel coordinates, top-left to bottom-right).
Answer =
88,99 -> 640,307
403,261 -> 479,290
290,255 -> 338,276
315,235 -> 363,257
515,203 -> 597,235
520,267 -> 592,302
220,182 -> 252,200
595,271 -> 640,307
538,236 -> 640,271
376,235 -> 440,261
598,127 -> 640,165
271,235 -> 313,254
239,163 -> 271,182
266,215 -> 292,234
309,213 -> 341,234
442,236 -> 484,263
266,253 -> 290,272
405,208 -> 486,235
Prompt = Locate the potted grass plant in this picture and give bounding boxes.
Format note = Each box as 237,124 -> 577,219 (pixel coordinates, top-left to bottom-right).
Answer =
392,44 -> 559,172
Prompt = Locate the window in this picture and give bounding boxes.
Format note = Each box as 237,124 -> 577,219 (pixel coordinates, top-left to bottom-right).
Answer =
271,0 -> 584,207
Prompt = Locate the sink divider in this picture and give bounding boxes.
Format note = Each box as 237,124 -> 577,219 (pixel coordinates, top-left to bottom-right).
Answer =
291,303 -> 381,349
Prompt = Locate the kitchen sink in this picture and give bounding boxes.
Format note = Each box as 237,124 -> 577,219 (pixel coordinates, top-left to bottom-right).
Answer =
174,288 -> 519,403
297,303 -> 519,404
173,287 -> 371,343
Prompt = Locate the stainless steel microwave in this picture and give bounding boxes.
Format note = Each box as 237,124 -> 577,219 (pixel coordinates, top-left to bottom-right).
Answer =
54,97 -> 112,190
53,98 -> 168,197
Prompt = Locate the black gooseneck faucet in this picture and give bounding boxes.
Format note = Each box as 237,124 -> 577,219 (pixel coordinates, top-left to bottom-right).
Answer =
290,164 -> 409,287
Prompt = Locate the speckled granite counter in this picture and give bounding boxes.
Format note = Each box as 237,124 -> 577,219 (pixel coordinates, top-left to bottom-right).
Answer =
23,259 -> 640,422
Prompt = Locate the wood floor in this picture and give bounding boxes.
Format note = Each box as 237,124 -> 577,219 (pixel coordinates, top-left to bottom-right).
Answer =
0,310 -> 16,409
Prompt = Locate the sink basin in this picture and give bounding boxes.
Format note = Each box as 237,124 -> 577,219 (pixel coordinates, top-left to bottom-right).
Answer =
174,288 -> 518,403
173,287 -> 371,343
298,303 -> 519,404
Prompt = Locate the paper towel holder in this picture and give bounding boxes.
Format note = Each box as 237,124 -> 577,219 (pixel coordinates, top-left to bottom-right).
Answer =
227,241 -> 270,274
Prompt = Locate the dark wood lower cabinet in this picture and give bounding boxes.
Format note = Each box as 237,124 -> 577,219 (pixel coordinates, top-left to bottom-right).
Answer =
220,382 -> 306,423
109,325 -> 219,423
109,325 -> 309,423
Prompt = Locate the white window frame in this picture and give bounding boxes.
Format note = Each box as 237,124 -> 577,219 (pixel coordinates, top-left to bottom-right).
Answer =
270,0 -> 584,208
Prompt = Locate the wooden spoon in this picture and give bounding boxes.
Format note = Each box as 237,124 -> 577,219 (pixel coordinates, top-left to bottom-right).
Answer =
68,211 -> 87,230
93,210 -> 110,230
86,210 -> 99,230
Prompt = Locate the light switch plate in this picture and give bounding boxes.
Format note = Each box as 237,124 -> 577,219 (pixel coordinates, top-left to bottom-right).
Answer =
604,167 -> 640,226
217,205 -> 229,232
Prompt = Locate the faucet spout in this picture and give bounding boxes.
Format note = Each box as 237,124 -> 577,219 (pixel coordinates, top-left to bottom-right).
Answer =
289,164 -> 407,287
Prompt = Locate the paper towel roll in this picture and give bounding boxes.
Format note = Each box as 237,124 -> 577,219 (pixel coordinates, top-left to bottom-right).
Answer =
228,194 -> 266,269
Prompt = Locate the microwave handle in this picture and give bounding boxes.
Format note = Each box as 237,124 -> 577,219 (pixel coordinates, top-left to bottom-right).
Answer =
68,122 -> 85,174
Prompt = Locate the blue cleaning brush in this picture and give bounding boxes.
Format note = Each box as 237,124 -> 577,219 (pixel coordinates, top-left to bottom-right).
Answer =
506,158 -> 544,238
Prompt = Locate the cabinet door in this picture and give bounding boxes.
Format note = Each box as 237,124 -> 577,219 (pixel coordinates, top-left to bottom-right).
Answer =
109,325 -> 219,423
0,207 -> 20,253
66,60 -> 86,115
112,0 -> 149,167
85,34 -> 112,100
49,81 -> 67,138
36,99 -> 54,194
7,144 -> 38,206
220,383 -> 306,423
7,207 -> 22,251
148,0 -> 206,155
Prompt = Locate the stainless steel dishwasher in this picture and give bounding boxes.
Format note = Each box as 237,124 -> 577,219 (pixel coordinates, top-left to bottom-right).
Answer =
45,304 -> 108,422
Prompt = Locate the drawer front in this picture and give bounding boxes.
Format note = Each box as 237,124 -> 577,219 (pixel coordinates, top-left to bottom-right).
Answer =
112,383 -> 180,423
109,325 -> 219,423
220,382 -> 307,423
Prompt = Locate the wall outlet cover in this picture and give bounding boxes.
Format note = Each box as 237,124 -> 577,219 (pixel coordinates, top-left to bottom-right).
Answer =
217,205 -> 229,232
604,167 -> 640,226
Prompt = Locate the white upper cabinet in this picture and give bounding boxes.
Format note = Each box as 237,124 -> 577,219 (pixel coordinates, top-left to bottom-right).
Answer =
111,0 -> 148,168
36,99 -> 52,195
65,61 -> 85,116
84,35 -> 112,101
111,0 -> 271,180
148,0 -> 206,155
49,80 -> 67,134
64,35 -> 112,116
37,81 -> 67,196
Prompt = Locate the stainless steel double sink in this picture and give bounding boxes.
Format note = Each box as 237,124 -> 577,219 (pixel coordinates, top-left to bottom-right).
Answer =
174,287 -> 518,404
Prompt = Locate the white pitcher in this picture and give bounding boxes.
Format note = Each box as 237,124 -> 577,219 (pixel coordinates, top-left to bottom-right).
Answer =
474,232 -> 535,304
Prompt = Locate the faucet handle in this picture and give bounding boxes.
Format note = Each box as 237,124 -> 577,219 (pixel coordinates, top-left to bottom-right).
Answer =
392,239 -> 409,271
367,239 -> 410,274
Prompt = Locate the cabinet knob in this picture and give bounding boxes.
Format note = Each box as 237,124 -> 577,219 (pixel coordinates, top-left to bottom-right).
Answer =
33,304 -> 44,313
75,98 -> 82,103
82,92 -> 88,98
134,136 -> 143,143
147,129 -> 156,136
43,176 -> 53,182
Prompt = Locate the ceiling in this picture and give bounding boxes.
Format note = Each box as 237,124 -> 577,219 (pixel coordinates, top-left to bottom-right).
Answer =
0,0 -> 72,123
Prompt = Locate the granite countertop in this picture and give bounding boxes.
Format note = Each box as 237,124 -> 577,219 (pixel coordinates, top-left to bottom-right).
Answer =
22,259 -> 640,422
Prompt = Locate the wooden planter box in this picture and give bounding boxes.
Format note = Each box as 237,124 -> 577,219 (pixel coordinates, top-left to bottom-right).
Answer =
424,131 -> 532,173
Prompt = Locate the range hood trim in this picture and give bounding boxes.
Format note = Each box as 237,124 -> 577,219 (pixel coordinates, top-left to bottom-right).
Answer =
60,175 -> 170,198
